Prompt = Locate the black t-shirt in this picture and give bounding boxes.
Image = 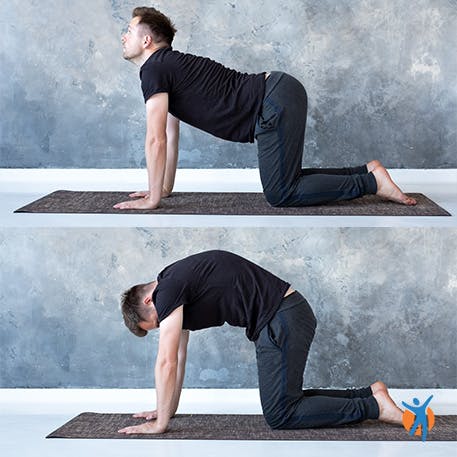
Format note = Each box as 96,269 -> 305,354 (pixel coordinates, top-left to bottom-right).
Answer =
152,250 -> 290,341
140,47 -> 266,143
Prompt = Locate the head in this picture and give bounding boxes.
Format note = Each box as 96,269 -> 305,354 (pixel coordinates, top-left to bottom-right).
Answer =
121,281 -> 159,337
122,7 -> 176,64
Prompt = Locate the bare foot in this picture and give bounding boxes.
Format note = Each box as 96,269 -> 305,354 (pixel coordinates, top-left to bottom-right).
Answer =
370,380 -> 388,395
371,165 -> 417,206
373,390 -> 403,425
367,160 -> 382,173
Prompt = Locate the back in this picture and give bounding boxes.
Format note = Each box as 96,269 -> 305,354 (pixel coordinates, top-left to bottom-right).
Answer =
152,250 -> 290,341
140,47 -> 266,143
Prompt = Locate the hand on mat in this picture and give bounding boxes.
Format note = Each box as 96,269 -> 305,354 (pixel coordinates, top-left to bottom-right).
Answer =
113,198 -> 159,210
118,420 -> 166,435
129,189 -> 172,198
128,191 -> 149,198
132,410 -> 157,420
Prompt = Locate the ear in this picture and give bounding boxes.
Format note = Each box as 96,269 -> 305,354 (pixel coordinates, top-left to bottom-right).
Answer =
143,35 -> 153,47
143,281 -> 158,306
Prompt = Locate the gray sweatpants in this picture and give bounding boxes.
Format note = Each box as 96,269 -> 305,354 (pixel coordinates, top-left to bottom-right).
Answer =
254,291 -> 379,429
255,72 -> 378,206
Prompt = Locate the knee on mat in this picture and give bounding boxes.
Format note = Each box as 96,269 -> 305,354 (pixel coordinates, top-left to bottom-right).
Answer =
263,190 -> 285,208
264,189 -> 307,208
263,411 -> 289,430
265,412 -> 316,430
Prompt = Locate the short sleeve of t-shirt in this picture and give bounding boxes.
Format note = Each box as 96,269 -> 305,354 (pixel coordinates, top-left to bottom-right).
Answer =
140,61 -> 172,102
152,278 -> 187,323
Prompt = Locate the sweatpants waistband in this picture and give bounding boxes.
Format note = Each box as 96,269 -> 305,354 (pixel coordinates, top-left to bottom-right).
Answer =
264,71 -> 286,100
277,290 -> 307,311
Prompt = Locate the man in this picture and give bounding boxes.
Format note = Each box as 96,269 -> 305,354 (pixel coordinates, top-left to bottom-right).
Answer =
114,7 -> 416,210
118,250 -> 403,435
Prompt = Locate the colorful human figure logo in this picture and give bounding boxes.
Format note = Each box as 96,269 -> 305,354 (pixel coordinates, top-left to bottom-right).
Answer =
402,395 -> 435,442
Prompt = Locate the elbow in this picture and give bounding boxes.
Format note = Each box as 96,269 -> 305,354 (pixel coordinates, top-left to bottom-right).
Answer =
146,136 -> 167,150
156,358 -> 178,371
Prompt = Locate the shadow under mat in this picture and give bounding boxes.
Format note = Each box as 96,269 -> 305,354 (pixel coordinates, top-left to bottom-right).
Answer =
46,413 -> 457,441
15,191 -> 451,216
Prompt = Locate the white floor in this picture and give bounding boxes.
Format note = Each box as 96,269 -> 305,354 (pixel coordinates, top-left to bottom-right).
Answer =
0,168 -> 456,227
0,389 -> 456,457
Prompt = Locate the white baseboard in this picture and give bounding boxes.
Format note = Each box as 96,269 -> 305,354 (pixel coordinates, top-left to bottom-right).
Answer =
0,168 -> 456,193
0,388 -> 455,415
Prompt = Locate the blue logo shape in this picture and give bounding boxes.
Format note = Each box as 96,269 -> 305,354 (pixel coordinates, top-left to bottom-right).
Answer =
401,395 -> 434,442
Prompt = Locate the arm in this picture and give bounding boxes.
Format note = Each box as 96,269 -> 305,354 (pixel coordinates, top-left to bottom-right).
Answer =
162,113 -> 180,197
118,306 -> 183,434
423,395 -> 433,409
114,92 -> 169,210
170,330 -> 189,415
128,112 -> 179,200
130,330 -> 188,421
154,306 -> 183,431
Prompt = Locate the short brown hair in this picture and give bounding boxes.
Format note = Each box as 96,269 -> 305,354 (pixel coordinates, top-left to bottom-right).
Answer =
121,283 -> 150,337
133,6 -> 177,45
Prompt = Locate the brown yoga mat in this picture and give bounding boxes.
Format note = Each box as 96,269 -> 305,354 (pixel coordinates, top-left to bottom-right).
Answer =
46,413 -> 457,441
15,191 -> 451,216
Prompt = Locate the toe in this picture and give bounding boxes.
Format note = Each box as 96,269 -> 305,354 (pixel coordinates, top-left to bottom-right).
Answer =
404,196 -> 417,206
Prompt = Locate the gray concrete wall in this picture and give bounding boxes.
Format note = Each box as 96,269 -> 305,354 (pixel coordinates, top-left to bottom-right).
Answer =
1,227 -> 455,388
1,0 -> 456,169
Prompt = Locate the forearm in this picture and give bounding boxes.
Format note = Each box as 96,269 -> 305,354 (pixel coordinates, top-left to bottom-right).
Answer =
163,132 -> 179,196
145,140 -> 167,207
155,360 -> 178,430
170,356 -> 186,415
163,114 -> 179,196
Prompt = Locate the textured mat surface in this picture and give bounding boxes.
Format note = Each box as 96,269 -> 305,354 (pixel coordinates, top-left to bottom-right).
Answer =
46,413 -> 457,441
15,191 -> 451,216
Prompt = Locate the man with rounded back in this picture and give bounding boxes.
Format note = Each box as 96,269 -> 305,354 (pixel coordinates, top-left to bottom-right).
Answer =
118,250 -> 403,434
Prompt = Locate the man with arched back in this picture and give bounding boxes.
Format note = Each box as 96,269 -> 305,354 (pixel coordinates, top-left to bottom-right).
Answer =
114,7 -> 416,210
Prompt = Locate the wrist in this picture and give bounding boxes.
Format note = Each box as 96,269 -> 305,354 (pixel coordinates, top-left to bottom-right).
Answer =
147,195 -> 161,207
155,418 -> 169,431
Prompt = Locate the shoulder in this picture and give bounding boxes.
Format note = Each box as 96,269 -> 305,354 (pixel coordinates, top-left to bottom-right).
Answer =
140,48 -> 176,77
154,261 -> 190,292
140,60 -> 167,81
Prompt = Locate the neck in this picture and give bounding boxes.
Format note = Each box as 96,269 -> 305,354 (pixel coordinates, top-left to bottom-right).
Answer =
133,43 -> 169,67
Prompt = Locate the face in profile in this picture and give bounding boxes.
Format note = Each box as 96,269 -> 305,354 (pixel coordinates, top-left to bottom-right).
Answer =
121,16 -> 145,62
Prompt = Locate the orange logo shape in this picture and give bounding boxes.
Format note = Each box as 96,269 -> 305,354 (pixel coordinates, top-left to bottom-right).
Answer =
402,407 -> 435,436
